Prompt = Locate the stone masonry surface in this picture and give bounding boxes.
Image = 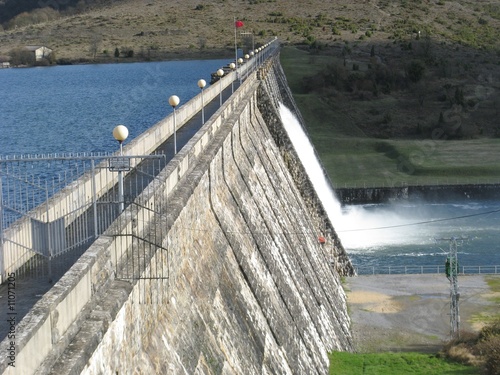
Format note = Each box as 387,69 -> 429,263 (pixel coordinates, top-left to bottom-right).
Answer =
6,50 -> 354,375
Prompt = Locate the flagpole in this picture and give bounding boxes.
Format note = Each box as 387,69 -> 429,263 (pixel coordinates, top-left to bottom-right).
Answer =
234,16 -> 238,73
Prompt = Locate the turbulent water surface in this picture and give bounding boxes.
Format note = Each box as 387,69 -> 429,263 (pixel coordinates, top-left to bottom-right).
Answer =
279,103 -> 500,270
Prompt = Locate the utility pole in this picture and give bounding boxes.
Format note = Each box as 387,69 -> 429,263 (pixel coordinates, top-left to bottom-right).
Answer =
438,236 -> 465,338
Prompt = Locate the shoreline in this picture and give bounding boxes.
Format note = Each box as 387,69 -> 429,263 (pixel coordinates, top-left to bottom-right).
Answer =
3,47 -> 238,68
336,183 -> 500,204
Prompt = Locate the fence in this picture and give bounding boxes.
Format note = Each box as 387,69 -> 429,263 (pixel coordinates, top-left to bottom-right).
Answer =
0,37 -> 282,286
0,153 -> 166,283
354,264 -> 500,275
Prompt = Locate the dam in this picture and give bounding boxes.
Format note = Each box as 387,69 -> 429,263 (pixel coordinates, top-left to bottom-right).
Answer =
0,39 -> 354,374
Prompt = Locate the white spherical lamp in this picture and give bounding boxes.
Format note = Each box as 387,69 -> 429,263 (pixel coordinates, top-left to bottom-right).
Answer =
113,125 -> 129,143
168,95 -> 180,108
197,79 -> 206,89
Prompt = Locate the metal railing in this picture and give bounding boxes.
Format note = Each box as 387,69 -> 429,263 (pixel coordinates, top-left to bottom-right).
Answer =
354,264 -> 500,275
0,153 -> 166,282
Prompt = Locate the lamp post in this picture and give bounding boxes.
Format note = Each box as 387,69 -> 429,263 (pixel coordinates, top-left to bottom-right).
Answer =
217,68 -> 224,106
249,51 -> 254,73
169,95 -> 180,154
0,176 -> 3,268
197,79 -> 206,124
238,58 -> 244,83
112,124 -> 129,212
229,62 -> 235,93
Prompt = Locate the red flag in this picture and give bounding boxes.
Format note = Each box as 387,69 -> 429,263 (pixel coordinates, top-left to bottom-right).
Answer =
235,20 -> 244,28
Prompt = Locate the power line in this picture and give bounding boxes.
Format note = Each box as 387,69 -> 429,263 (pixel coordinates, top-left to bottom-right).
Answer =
128,206 -> 500,237
337,207 -> 500,233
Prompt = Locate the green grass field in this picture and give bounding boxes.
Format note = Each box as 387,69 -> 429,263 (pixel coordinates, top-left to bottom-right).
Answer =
280,47 -> 500,188
329,351 -> 479,374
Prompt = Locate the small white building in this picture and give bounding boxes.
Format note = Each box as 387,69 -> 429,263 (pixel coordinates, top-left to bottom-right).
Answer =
0,62 -> 10,69
25,46 -> 53,61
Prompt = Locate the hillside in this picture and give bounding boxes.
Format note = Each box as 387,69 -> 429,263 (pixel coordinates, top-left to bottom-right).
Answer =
1,0 -> 499,187
0,0 -> 499,62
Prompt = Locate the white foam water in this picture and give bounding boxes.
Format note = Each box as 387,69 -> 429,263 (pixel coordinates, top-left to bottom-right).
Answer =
278,103 -> 500,257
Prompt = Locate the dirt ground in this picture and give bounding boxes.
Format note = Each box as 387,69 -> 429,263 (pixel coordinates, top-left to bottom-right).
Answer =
345,274 -> 499,353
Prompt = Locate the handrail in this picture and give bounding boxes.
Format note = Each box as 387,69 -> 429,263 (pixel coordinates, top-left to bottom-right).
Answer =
353,264 -> 500,275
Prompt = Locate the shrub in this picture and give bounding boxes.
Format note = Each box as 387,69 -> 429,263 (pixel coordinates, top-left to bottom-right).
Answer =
479,318 -> 500,340
406,60 -> 425,83
447,344 -> 476,365
454,87 -> 465,106
9,48 -> 35,66
475,335 -> 500,374
382,112 -> 392,124
441,321 -> 500,374
35,58 -> 50,66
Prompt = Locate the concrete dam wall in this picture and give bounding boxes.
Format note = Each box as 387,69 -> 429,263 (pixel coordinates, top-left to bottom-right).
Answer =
3,49 -> 354,374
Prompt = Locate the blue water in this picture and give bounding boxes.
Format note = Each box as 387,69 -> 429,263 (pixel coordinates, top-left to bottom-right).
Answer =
340,200 -> 500,270
0,59 -> 226,155
280,103 -> 500,270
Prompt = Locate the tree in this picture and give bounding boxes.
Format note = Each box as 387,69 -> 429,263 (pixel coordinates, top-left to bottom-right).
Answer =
406,60 -> 425,83
114,47 -> 120,58
413,81 -> 427,108
9,47 -> 35,66
454,87 -> 464,106
89,33 -> 102,60
439,111 -> 444,124
341,42 -> 351,66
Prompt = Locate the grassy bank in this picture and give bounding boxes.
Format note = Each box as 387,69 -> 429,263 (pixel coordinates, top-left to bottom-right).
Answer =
280,47 -> 500,188
329,351 -> 479,374
470,276 -> 500,326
